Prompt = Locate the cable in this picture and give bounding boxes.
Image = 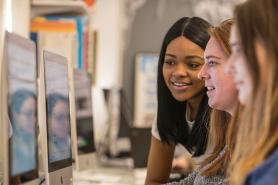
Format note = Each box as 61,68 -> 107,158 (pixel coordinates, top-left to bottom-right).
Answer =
39,177 -> 45,185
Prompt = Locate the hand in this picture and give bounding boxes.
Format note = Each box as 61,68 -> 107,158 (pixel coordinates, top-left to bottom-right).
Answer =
172,155 -> 193,174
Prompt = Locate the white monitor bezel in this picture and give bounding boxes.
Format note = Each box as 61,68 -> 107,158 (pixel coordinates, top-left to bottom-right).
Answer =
4,31 -> 39,185
39,50 -> 73,185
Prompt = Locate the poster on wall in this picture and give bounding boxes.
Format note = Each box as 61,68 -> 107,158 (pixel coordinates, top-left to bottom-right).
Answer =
134,53 -> 158,128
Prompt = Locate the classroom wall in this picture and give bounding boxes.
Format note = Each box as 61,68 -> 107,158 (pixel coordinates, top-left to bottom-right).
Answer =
11,0 -> 30,38
0,0 -> 5,72
91,0 -> 124,89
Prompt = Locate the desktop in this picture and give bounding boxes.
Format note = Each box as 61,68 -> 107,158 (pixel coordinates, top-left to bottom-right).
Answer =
4,32 -> 39,185
73,69 -> 96,171
39,50 -> 73,185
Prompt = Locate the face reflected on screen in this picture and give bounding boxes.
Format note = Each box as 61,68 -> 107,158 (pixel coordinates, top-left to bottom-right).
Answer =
15,97 -> 36,134
10,89 -> 37,135
47,93 -> 71,162
50,100 -> 70,139
9,89 -> 37,176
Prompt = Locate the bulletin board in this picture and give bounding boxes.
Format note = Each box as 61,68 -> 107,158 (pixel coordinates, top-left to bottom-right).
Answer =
133,53 -> 158,127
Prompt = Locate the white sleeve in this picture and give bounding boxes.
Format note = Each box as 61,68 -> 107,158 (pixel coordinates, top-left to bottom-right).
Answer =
151,115 -> 161,140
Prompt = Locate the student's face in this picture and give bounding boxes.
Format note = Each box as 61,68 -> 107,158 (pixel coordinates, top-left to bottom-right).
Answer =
227,25 -> 252,105
163,36 -> 205,102
50,101 -> 70,139
15,97 -> 36,134
199,37 -> 238,113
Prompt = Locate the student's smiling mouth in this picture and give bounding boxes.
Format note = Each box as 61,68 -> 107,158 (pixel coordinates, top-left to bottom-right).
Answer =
170,80 -> 192,91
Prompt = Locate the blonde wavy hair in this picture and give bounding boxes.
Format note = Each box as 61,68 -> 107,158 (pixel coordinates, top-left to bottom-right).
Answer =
200,19 -> 238,177
229,0 -> 278,184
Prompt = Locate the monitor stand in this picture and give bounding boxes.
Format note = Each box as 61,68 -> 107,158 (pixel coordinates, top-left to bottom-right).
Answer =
75,153 -> 97,171
48,166 -> 72,185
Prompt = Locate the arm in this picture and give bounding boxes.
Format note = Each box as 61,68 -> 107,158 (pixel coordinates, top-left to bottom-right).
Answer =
145,136 -> 175,185
164,171 -> 227,185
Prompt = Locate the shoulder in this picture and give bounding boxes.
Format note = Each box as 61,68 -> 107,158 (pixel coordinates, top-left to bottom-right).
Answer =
164,171 -> 227,185
243,147 -> 278,185
195,173 -> 227,185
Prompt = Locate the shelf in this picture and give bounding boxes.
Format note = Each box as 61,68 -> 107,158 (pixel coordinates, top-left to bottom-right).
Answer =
31,0 -> 91,18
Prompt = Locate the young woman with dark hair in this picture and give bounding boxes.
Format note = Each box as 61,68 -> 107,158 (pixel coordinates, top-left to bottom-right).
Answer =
145,17 -> 212,185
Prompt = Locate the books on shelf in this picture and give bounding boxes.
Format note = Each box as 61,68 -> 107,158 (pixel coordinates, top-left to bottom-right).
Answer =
30,15 -> 95,73
31,17 -> 77,71
32,0 -> 96,7
83,0 -> 96,7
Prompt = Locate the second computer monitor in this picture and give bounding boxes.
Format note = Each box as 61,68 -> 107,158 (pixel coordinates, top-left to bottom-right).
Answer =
43,50 -> 72,185
73,69 -> 96,171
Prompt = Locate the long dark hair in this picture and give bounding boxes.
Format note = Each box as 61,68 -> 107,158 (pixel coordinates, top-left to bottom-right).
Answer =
157,17 -> 211,156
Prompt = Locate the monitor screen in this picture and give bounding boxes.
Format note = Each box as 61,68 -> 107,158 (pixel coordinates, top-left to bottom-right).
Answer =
74,70 -> 95,154
76,117 -> 96,154
43,51 -> 72,172
5,32 -> 38,183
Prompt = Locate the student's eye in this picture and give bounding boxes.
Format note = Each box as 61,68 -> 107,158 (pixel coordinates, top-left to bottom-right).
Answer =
164,59 -> 175,65
232,45 -> 243,55
187,62 -> 201,69
235,47 -> 241,53
207,60 -> 217,67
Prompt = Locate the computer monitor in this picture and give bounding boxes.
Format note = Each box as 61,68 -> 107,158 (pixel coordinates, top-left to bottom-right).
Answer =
73,69 -> 96,171
41,50 -> 72,185
4,32 -> 39,185
0,31 -> 9,185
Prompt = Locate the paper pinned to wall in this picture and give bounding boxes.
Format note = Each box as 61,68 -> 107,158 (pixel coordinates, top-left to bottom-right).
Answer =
133,53 -> 158,128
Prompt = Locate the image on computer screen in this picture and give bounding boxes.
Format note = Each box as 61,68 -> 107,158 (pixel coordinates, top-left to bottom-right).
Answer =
74,70 -> 95,155
47,93 -> 71,162
5,32 -> 38,184
76,117 -> 95,154
43,51 -> 72,172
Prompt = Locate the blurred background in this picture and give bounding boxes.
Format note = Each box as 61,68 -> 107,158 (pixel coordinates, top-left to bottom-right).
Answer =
0,0 -> 244,184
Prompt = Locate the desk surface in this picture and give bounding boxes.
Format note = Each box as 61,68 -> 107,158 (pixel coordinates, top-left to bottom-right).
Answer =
73,165 -> 147,185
